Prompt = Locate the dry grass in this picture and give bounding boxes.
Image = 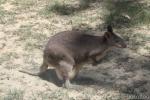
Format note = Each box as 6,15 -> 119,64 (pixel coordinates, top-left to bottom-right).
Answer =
0,0 -> 150,100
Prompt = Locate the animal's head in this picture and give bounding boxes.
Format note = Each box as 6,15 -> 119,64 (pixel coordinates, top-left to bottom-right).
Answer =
104,25 -> 127,48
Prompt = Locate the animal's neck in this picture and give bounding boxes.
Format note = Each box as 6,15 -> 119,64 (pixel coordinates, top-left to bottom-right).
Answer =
92,36 -> 113,62
100,36 -> 112,50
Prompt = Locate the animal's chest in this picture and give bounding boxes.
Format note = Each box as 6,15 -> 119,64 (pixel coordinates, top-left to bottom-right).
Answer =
95,51 -> 107,60
88,48 -> 110,64
74,51 -> 103,64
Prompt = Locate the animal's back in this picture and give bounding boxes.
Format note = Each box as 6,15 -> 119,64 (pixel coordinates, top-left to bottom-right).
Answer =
46,30 -> 101,52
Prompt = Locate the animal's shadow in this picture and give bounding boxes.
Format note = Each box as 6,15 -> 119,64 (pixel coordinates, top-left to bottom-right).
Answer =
39,69 -> 100,87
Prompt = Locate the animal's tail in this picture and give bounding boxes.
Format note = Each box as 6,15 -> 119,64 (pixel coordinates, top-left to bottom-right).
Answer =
19,69 -> 40,76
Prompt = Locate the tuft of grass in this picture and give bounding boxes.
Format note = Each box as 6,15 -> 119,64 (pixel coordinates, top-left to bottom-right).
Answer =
142,61 -> 150,70
48,2 -> 76,15
24,41 -> 43,51
3,89 -> 24,100
0,52 -> 20,69
79,0 -> 96,9
27,89 -> 70,100
16,25 -> 47,40
104,0 -> 150,28
129,33 -> 150,50
72,23 -> 93,32
46,0 -> 98,15
0,0 -> 7,4
14,25 -> 33,40
12,0 -> 35,10
14,25 -> 47,51
49,89 -> 71,100
0,7 -> 15,24
0,53 -> 11,65
0,52 -> 19,65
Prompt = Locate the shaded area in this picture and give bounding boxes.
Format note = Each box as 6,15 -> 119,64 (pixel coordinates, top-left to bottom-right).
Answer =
142,61 -> 150,70
104,0 -> 150,28
39,69 -> 99,87
96,49 -> 150,95
39,69 -> 62,87
46,0 -> 150,28
38,68 -> 115,89
36,48 -> 148,94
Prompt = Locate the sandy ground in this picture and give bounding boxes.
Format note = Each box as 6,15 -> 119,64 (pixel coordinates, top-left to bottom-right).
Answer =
0,0 -> 150,100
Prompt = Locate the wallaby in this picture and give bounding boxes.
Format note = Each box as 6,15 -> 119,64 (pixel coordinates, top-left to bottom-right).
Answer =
20,25 -> 126,88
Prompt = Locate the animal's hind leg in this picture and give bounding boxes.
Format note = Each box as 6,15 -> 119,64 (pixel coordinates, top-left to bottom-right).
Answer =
56,61 -> 82,89
58,60 -> 73,88
40,59 -> 48,73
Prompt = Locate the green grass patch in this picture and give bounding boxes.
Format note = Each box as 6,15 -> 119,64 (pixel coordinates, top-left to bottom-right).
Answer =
12,0 -> 36,11
14,25 -> 33,40
12,0 -> 35,7
46,0 -> 99,15
0,7 -> 15,24
14,25 -> 47,51
15,25 -> 47,40
24,40 -> 43,51
0,0 -> 7,4
3,89 -> 24,100
27,89 -> 70,100
47,1 -> 76,15
0,52 -> 19,65
126,32 -> 150,51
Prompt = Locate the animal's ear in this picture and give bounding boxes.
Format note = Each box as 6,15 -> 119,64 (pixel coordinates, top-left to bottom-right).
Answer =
107,25 -> 113,33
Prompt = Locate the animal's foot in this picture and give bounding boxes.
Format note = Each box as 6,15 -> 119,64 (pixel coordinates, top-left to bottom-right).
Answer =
62,83 -> 83,90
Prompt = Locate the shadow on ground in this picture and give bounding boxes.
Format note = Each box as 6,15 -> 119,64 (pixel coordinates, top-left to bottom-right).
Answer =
39,68 -> 114,88
38,48 -> 150,95
39,69 -> 99,87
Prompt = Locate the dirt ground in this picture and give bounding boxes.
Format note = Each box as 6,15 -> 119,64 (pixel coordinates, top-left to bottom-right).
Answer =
0,0 -> 150,100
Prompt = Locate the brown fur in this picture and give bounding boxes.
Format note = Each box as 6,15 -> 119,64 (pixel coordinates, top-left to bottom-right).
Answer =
20,25 -> 126,88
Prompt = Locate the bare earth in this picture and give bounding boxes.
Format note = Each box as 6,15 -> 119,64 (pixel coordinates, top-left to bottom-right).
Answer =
0,0 -> 150,100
